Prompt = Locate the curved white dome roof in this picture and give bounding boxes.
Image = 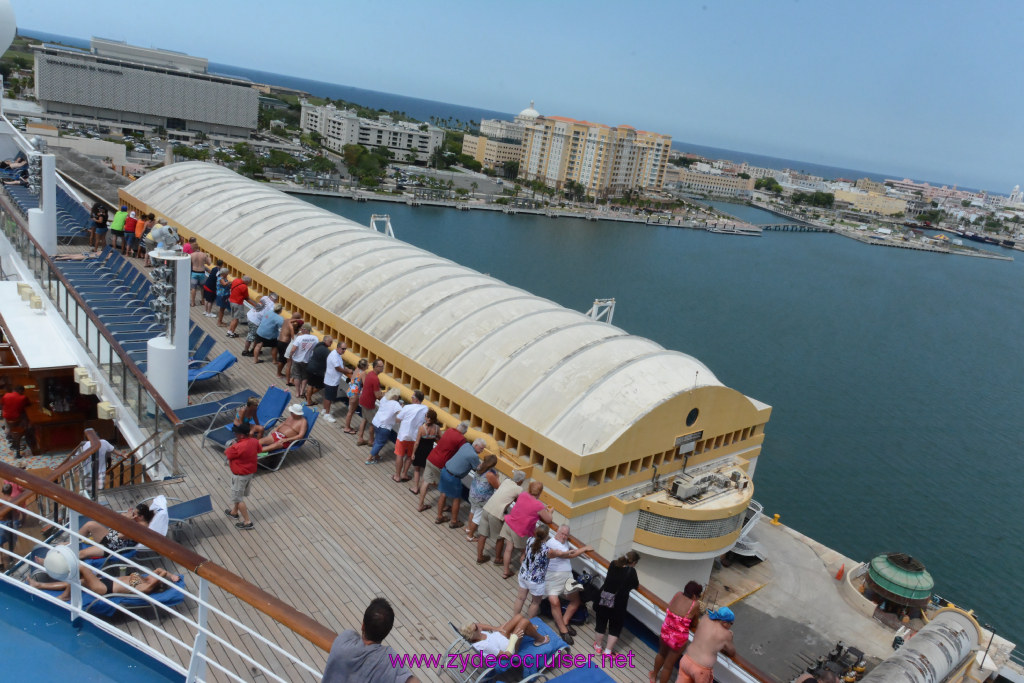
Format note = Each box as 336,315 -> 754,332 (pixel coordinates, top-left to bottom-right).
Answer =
125,163 -> 722,455
518,100 -> 540,120
0,1 -> 17,57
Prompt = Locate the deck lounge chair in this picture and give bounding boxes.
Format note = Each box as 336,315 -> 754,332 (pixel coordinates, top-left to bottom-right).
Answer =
257,405 -> 321,471
203,386 -> 290,450
187,351 -> 237,390
174,388 -> 259,428
166,494 -> 213,540
133,334 -> 216,374
443,617 -> 569,683
80,495 -> 170,570
36,567 -> 187,623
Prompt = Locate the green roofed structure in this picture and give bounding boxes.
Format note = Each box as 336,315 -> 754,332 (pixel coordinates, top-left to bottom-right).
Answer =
866,553 -> 934,607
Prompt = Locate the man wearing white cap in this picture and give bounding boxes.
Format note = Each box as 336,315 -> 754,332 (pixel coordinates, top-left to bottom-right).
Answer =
258,403 -> 307,453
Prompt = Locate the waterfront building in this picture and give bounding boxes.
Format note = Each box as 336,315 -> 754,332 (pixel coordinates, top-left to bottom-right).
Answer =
664,166 -> 755,198
737,162 -> 780,180
855,177 -> 887,194
1007,185 -> 1023,208
32,38 -> 258,137
519,114 -> 671,198
300,103 -> 443,162
460,101 -> 541,171
782,172 -> 829,192
460,133 -> 522,170
884,178 -> 982,203
833,189 -> 908,216
121,161 -> 771,597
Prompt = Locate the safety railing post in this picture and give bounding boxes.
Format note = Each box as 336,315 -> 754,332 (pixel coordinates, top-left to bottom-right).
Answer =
66,507 -> 82,618
185,577 -> 210,682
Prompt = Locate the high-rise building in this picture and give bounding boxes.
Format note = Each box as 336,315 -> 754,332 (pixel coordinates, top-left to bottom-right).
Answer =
33,38 -> 258,136
518,114 -> 671,198
460,101 -> 539,171
300,103 -> 443,162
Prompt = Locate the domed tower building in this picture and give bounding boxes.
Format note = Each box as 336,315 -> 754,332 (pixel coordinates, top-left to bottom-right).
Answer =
462,101 -> 539,173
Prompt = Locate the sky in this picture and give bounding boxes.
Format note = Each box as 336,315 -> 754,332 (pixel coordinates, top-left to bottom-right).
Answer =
9,0 -> 1024,191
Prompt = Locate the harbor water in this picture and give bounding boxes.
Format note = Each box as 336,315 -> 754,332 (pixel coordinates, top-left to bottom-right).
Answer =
304,194 -> 1024,644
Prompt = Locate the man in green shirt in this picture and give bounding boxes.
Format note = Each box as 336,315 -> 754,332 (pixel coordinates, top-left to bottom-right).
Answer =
109,205 -> 129,250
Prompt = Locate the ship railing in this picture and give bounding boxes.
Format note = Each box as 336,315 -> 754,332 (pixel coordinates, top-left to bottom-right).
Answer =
0,200 -> 181,475
2,430 -> 169,575
567,533 -> 773,683
0,430 -> 104,542
0,460 -> 335,682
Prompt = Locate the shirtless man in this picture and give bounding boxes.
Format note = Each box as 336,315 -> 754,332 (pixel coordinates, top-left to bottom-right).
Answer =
675,607 -> 736,683
30,566 -> 181,601
275,311 -> 303,381
258,404 -> 308,452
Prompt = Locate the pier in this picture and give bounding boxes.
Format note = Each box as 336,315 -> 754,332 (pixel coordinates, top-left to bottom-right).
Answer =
758,222 -> 833,233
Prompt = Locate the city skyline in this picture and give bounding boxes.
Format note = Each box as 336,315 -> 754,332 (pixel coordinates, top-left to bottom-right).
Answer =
9,0 -> 1023,192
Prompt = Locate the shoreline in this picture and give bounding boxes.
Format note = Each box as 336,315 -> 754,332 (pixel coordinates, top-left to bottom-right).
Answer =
280,183 -> 1013,261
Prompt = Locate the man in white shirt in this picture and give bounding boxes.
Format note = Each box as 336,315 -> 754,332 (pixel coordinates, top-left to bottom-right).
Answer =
242,293 -> 277,357
288,323 -> 319,399
85,439 -> 124,494
320,342 -> 350,423
391,390 -> 428,483
540,524 -> 592,639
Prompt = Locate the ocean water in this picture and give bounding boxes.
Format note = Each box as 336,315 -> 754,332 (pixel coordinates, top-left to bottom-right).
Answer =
303,195 -> 1024,646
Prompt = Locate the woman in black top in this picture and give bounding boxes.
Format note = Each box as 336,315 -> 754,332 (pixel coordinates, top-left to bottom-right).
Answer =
593,550 -> 640,655
90,201 -> 109,249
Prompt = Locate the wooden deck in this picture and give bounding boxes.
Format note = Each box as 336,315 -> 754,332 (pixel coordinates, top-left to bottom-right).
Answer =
95,297 -> 657,682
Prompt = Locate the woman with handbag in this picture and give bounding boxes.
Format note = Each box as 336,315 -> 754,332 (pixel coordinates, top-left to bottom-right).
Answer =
593,550 -> 640,655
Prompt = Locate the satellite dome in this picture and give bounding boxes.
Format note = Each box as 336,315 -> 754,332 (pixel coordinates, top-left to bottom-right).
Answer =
0,1 -> 16,57
518,100 -> 540,120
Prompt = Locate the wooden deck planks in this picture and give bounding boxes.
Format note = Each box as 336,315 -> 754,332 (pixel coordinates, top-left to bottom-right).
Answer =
77,293 -> 656,681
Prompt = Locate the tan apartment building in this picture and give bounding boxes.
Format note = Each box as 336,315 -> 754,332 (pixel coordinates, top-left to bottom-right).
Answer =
834,189 -> 908,215
664,167 -> 755,198
519,115 -> 671,197
461,133 -> 522,170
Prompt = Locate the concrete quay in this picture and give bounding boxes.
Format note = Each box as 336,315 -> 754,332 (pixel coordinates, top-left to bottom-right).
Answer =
280,184 -> 1012,260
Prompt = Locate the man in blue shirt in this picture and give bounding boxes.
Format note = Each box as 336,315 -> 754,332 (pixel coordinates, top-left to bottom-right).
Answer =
436,438 -> 485,529
252,303 -> 284,364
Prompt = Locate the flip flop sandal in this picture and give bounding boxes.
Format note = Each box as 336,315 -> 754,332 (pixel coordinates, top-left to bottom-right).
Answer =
449,521 -> 464,529
434,516 -> 450,525
476,555 -> 491,564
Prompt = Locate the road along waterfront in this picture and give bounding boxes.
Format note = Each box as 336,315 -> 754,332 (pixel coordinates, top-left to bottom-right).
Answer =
303,194 -> 1024,645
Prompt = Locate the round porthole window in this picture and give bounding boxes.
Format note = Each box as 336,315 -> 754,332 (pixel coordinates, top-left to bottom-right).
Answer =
685,408 -> 699,427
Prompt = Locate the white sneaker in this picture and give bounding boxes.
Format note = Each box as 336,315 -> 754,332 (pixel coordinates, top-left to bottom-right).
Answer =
322,413 -> 337,423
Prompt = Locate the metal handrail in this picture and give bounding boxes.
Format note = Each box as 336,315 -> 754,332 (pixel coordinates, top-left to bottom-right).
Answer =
0,469 -> 328,680
0,461 -> 336,657
103,431 -> 164,488
0,430 -> 102,525
0,193 -> 182,473
566,532 -> 774,683
3,205 -> 180,422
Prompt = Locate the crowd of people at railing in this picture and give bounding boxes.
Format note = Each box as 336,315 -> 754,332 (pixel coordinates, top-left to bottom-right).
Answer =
0,200 -> 748,682
199,274 -> 743,682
